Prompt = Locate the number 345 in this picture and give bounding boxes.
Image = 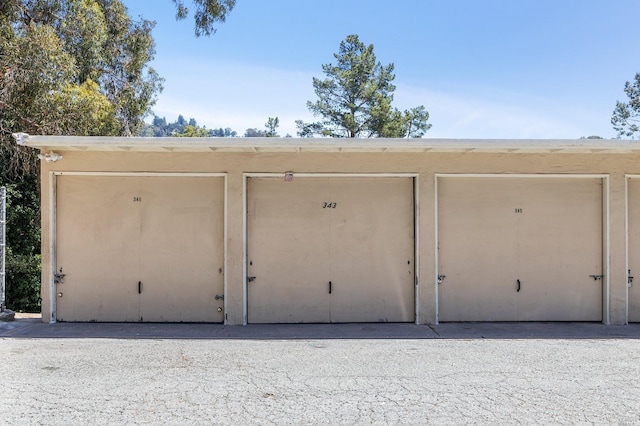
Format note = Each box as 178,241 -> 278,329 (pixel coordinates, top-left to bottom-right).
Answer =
323,202 -> 337,209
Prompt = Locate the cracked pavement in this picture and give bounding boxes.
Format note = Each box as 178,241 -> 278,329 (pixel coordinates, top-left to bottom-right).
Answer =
2,336 -> 640,424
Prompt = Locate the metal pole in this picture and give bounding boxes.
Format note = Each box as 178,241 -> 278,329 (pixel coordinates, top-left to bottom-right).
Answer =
1,186 -> 6,312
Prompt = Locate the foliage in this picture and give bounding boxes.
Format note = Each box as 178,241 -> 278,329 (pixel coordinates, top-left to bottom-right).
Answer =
210,127 -> 237,137
612,73 -> 640,138
297,34 -> 431,138
141,115 -> 237,137
175,124 -> 210,137
1,0 -> 163,141
294,120 -> 324,138
2,177 -> 41,311
2,178 -> 39,256
50,80 -> 120,136
265,117 -> 279,137
401,106 -> 432,138
100,0 -> 164,136
244,128 -> 266,137
172,0 -> 236,37
5,251 -> 42,312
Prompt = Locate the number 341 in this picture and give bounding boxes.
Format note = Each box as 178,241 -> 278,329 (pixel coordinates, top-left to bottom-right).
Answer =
323,202 -> 337,209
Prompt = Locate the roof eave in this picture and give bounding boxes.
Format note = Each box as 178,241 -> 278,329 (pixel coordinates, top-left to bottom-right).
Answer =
12,133 -> 640,154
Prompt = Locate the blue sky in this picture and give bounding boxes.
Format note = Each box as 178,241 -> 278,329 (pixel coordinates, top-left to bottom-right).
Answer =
122,0 -> 640,138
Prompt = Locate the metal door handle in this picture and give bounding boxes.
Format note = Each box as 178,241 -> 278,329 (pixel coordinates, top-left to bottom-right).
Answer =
516,279 -> 521,292
138,281 -> 142,294
329,281 -> 332,294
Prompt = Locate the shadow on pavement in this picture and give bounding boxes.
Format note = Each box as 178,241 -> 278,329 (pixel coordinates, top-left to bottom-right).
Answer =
2,315 -> 640,340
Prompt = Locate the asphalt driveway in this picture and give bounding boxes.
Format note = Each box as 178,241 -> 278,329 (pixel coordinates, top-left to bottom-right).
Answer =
2,318 -> 640,424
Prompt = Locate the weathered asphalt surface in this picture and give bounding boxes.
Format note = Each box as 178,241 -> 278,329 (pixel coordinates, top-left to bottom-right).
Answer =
2,320 -> 640,425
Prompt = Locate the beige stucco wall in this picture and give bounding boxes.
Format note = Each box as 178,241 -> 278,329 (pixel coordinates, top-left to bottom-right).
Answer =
38,150 -> 640,325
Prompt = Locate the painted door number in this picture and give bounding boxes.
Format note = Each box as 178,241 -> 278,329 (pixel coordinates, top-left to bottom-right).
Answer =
323,202 -> 337,208
133,197 -> 142,202
515,208 -> 523,213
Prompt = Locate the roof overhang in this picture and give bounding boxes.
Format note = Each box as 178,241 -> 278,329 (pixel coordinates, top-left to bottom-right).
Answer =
12,133 -> 640,154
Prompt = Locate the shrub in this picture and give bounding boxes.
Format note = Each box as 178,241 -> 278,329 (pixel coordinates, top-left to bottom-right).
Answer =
2,177 -> 41,312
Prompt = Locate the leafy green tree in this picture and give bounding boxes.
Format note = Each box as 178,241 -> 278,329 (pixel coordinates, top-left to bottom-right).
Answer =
172,0 -> 236,37
50,80 -> 120,136
100,0 -> 164,136
174,124 -> 210,137
612,73 -> 640,138
244,128 -> 266,137
142,116 -> 236,137
219,124 -> 235,136
212,128 -> 225,137
209,127 -> 224,137
400,106 -> 432,138
265,117 -> 279,137
1,0 -> 163,142
141,115 -> 168,136
153,116 -> 168,127
296,34 -> 431,138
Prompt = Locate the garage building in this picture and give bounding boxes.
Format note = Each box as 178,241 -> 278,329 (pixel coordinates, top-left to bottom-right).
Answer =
14,134 -> 640,325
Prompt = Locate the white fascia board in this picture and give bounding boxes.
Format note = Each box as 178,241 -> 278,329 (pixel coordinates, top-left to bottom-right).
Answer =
13,134 -> 640,154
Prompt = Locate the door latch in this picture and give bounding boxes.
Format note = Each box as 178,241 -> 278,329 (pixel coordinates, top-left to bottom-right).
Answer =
247,276 -> 256,283
54,268 -> 65,284
629,270 -> 634,286
215,294 -> 224,300
589,275 -> 604,281
437,275 -> 446,284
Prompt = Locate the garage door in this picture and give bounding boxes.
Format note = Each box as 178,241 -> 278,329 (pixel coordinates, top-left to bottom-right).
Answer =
55,175 -> 225,322
628,178 -> 640,321
438,177 -> 603,322
247,176 -> 415,323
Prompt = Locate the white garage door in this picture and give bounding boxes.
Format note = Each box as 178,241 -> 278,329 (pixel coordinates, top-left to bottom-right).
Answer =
438,177 -> 603,322
247,176 -> 415,323
55,175 -> 225,322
